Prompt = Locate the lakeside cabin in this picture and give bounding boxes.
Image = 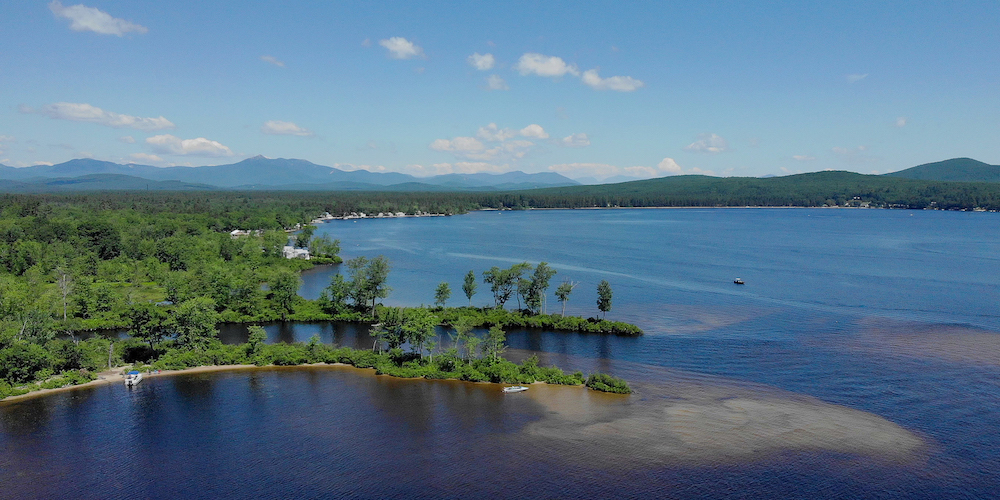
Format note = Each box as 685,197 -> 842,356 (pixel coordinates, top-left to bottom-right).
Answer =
282,245 -> 310,260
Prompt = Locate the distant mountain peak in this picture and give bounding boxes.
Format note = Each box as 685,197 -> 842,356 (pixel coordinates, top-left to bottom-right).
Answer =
248,154 -> 269,160
885,157 -> 1000,183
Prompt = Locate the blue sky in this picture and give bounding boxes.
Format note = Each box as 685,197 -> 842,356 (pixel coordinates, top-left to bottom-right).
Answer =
2,1 -> 999,180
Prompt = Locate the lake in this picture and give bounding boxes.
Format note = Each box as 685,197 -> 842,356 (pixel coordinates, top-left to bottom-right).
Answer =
3,208 -> 999,499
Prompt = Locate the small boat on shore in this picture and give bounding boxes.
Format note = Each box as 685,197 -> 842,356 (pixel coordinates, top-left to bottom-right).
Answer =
502,386 -> 528,393
734,278 -> 745,285
124,370 -> 143,387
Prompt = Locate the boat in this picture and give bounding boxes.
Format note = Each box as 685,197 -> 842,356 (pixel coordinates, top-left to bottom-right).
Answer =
124,370 -> 143,387
502,386 -> 528,393
733,278 -> 745,285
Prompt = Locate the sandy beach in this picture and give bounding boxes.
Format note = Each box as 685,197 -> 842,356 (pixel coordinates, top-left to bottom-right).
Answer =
0,364 -> 261,404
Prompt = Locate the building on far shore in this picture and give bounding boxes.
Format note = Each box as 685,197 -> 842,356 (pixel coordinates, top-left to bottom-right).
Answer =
282,245 -> 310,260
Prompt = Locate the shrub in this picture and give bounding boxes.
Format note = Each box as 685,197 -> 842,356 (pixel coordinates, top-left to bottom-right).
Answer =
0,343 -> 53,384
585,373 -> 632,394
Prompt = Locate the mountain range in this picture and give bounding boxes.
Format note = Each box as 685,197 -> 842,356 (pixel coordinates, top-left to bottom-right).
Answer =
1,156 -> 999,193
0,156 -> 579,192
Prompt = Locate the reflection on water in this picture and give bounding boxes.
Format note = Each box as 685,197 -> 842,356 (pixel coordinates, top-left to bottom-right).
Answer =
0,366 -> 934,499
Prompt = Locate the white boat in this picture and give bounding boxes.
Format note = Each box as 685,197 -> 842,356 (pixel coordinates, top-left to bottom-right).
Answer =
124,370 -> 143,387
502,386 -> 528,393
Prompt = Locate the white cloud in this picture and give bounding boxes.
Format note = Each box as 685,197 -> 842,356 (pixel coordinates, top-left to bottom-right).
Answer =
519,124 -> 548,139
436,123 -> 550,162
846,73 -> 868,83
129,153 -> 163,163
792,155 -> 816,161
684,133 -> 729,154
657,157 -> 683,174
581,69 -> 644,92
119,135 -> 135,144
467,53 -> 495,70
34,161 -> 55,166
477,124 -> 517,142
485,74 -> 509,90
516,53 -> 579,78
260,55 -> 285,67
475,123 -> 548,141
261,120 -> 313,137
379,37 -> 424,59
560,133 -> 590,148
896,117 -> 907,128
430,136 -> 486,154
361,38 -> 371,47
0,136 -> 14,143
146,134 -> 234,157
24,102 -> 174,131
49,1 -> 147,36
550,157 -> 703,181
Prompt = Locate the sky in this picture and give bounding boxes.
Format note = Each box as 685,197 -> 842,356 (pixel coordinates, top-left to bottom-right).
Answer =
2,1 -> 999,181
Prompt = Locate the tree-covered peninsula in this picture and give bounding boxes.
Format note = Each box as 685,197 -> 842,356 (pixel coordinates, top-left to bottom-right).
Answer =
0,193 -> 636,400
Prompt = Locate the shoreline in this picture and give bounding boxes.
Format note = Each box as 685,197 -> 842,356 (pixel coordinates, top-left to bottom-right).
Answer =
0,363 -> 570,404
0,364 -> 258,404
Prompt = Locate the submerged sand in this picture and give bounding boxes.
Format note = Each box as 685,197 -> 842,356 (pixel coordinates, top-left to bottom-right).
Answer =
522,378 -> 925,466
2,361 -> 926,467
854,317 -> 1000,367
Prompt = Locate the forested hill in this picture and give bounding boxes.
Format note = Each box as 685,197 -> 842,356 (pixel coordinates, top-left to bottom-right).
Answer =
479,170 -> 1000,210
884,158 -> 1000,182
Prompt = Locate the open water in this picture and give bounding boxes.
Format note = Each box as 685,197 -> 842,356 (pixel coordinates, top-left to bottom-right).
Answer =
3,208 -> 1000,499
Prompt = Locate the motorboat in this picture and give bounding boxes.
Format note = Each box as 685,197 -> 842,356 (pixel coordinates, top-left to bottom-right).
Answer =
502,386 -> 528,393
733,278 -> 745,285
124,370 -> 143,387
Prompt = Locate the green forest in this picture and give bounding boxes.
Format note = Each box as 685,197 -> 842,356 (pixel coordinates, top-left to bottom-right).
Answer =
0,192 -> 635,399
6,169 -> 993,399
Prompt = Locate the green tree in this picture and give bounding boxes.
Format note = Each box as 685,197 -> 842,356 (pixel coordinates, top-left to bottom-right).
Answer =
554,281 -> 577,316
269,268 -> 301,319
597,280 -> 613,319
401,308 -> 438,356
261,230 -> 289,258
294,225 -> 315,249
0,342 -> 52,384
15,309 -> 55,345
482,325 -> 507,364
450,316 -> 474,360
464,335 -> 482,362
371,306 -> 404,351
462,270 -> 477,306
525,262 -> 556,314
171,297 -> 220,350
309,234 -> 341,259
365,255 -> 391,311
129,302 -> 168,349
424,338 -> 438,362
434,282 -> 451,308
346,255 -> 392,313
246,324 -> 267,358
318,273 -> 351,314
482,262 -> 531,309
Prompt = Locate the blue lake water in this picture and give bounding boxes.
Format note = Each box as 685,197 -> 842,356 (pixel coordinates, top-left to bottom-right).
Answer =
3,208 -> 1000,499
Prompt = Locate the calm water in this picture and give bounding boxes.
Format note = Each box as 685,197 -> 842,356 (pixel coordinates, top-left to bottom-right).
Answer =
3,208 -> 1000,499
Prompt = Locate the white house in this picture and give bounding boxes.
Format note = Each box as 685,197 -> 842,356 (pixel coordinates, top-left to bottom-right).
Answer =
282,245 -> 311,260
